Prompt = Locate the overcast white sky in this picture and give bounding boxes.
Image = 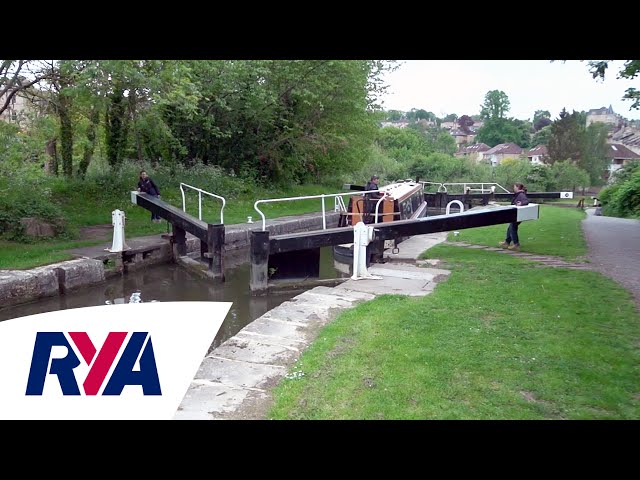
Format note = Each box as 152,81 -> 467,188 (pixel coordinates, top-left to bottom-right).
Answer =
378,60 -> 640,121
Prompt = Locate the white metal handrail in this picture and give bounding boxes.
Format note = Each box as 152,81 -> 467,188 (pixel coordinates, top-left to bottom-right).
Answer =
419,181 -> 445,192
179,182 -> 226,224
335,195 -> 348,213
254,190 -> 383,231
440,182 -> 510,194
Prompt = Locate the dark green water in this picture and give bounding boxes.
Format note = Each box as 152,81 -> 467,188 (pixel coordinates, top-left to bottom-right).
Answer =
0,246 -> 349,350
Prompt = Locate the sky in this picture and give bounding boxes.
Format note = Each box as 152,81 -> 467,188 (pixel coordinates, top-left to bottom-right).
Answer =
378,60 -> 640,121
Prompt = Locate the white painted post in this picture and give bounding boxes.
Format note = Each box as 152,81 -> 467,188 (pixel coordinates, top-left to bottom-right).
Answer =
106,209 -> 129,252
351,221 -> 382,280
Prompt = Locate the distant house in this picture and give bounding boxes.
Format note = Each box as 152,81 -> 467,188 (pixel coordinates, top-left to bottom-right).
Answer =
606,143 -> 640,174
455,142 -> 490,162
450,129 -> 476,148
483,143 -> 524,166
380,120 -> 410,129
586,105 -> 621,127
526,145 -> 549,165
0,89 -> 32,125
610,126 -> 640,156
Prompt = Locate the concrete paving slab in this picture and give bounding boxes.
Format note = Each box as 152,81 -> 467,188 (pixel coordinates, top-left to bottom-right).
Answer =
242,317 -> 308,340
262,300 -> 344,325
336,276 -> 434,297
174,382 -> 252,420
304,285 -> 376,302
384,232 -> 448,262
235,329 -> 307,349
213,335 -> 301,366
195,356 -> 286,389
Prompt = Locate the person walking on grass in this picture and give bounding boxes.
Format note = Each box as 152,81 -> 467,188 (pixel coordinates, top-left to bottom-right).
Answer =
137,170 -> 162,223
499,182 -> 529,251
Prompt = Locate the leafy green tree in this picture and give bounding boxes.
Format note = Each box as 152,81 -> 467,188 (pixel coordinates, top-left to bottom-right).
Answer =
599,165 -> 640,218
0,60 -> 56,116
413,109 -> 431,120
407,152 -> 475,182
375,127 -> 430,156
547,160 -> 590,191
441,113 -> 457,122
385,110 -> 404,121
475,117 -> 531,148
493,158 -> 535,190
533,110 -> 551,125
479,90 -> 510,120
581,122 -> 610,185
531,125 -> 552,146
588,60 -> 640,110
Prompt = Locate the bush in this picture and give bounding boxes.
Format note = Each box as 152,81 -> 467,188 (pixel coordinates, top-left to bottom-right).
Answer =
0,180 -> 68,241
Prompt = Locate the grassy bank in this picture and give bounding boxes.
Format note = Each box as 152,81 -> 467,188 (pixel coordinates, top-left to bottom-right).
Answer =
451,204 -> 588,260
0,177 -> 342,269
267,207 -> 640,420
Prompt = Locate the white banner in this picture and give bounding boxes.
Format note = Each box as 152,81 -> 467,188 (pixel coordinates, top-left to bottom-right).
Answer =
0,301 -> 231,420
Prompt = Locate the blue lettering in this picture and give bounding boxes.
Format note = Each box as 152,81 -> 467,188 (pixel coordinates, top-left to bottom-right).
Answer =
103,332 -> 161,395
26,332 -> 81,395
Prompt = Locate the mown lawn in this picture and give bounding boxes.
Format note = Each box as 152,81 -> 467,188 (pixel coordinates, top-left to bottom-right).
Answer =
268,206 -> 640,420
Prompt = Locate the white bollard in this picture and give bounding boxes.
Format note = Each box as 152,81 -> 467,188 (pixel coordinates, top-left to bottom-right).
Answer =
351,221 -> 382,280
106,209 -> 130,252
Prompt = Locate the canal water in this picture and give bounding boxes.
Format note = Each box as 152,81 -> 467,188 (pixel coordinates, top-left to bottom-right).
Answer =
0,246 -> 350,351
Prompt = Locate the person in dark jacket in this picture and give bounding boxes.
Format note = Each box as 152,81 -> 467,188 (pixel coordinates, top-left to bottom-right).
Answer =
137,170 -> 162,222
499,182 -> 529,251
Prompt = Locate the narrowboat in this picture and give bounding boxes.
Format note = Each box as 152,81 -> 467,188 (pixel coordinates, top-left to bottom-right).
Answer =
334,179 -> 427,264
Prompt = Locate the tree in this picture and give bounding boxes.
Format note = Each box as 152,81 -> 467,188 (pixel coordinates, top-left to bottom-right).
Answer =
385,110 -> 403,121
531,125 -> 552,146
547,108 -> 584,164
475,117 -> 531,148
587,60 -> 640,110
0,60 -> 56,117
534,117 -> 552,132
581,122 -> 610,185
457,114 -> 474,134
533,110 -> 551,125
548,160 -> 590,192
479,90 -> 510,120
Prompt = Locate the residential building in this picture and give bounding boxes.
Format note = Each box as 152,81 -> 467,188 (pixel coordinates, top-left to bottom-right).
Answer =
380,120 -> 410,129
450,129 -> 476,148
606,143 -> 640,175
526,145 -> 549,165
609,126 -> 640,156
0,90 -> 31,124
483,143 -> 524,166
455,142 -> 490,162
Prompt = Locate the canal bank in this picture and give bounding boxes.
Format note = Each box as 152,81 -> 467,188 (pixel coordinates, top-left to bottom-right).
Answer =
0,212 -> 339,309
174,231 -> 450,420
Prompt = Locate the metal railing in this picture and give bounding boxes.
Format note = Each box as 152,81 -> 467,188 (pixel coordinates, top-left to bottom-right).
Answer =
254,190 -> 384,231
435,182 -> 510,194
179,183 -> 226,224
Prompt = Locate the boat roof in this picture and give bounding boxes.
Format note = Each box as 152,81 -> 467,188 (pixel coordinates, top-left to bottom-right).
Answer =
380,181 -> 423,200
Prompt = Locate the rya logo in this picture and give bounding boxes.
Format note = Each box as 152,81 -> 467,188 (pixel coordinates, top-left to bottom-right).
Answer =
26,332 -> 161,396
